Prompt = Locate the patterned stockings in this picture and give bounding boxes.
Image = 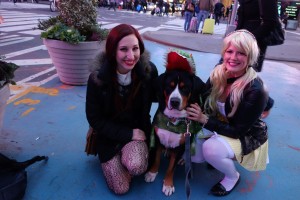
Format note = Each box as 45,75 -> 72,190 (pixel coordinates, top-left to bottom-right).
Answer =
101,141 -> 148,194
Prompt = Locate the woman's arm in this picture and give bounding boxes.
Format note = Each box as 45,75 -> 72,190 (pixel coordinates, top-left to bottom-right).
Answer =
205,81 -> 268,138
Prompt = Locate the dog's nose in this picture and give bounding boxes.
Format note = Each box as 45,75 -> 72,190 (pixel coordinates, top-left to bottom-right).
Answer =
170,97 -> 181,109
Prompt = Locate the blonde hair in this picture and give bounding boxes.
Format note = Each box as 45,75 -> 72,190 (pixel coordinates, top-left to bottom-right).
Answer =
205,30 -> 259,117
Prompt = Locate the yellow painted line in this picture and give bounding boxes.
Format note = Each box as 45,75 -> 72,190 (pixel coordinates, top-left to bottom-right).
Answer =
14,98 -> 40,106
68,106 -> 76,110
21,107 -> 35,117
8,85 -> 59,104
7,87 -> 33,104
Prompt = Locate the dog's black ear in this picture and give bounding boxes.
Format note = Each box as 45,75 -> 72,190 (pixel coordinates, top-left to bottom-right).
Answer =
153,73 -> 167,111
190,75 -> 206,105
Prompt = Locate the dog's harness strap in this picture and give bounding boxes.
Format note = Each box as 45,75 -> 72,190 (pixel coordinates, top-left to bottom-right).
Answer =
184,119 -> 192,200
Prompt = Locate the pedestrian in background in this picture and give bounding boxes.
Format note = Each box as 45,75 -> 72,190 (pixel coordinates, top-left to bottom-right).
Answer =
188,30 -> 272,196
195,0 -> 214,33
0,16 -> 4,24
171,2 -> 175,16
213,0 -> 224,25
163,0 -> 170,17
183,0 -> 195,32
281,12 -> 289,29
157,0 -> 164,16
127,0 -> 133,10
108,0 -> 116,11
181,0 -> 186,17
86,24 -> 158,194
236,0 -> 279,72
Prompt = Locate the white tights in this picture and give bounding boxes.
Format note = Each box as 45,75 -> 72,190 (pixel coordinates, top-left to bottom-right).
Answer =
201,135 -> 239,191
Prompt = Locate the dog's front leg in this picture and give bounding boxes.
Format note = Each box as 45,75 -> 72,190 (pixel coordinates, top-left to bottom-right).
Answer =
162,151 -> 176,196
144,145 -> 162,183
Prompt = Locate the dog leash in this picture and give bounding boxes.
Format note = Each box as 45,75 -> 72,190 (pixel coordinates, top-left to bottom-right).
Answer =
184,119 -> 192,200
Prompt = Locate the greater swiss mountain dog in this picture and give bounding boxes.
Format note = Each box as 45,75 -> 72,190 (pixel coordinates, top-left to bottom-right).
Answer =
144,50 -> 205,196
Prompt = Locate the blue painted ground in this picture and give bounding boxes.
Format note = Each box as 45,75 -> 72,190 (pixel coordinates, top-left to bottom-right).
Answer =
1,41 -> 300,200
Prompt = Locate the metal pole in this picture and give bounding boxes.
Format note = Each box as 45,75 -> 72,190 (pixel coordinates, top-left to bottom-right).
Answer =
225,0 -> 239,36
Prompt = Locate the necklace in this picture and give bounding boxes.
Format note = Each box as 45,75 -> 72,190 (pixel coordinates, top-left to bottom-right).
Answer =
227,77 -> 239,84
117,70 -> 132,86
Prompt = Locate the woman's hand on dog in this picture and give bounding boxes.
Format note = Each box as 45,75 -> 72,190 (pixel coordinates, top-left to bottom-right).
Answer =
132,129 -> 146,141
187,103 -> 208,124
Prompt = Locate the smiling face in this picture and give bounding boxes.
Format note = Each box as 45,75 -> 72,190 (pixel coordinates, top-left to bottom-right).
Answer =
116,34 -> 140,74
223,44 -> 248,78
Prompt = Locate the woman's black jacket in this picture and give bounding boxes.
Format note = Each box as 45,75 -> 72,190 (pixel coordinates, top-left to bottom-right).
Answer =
203,77 -> 269,156
86,52 -> 158,163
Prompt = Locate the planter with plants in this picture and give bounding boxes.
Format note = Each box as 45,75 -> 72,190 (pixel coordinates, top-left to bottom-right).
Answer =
37,0 -> 109,85
0,56 -> 19,134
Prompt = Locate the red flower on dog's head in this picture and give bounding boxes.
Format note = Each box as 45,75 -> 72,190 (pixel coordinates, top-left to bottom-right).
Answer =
165,49 -> 196,74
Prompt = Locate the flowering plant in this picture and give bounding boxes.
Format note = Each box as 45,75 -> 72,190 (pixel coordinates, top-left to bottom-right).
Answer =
37,0 -> 109,44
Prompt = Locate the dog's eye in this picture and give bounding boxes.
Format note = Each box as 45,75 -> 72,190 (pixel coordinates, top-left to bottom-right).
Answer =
179,84 -> 191,95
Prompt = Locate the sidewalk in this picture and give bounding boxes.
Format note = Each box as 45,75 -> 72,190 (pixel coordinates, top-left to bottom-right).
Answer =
1,1 -> 300,64
143,25 -> 300,63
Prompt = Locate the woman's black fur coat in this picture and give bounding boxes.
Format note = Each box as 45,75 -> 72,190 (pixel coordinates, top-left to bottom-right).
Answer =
86,51 -> 158,163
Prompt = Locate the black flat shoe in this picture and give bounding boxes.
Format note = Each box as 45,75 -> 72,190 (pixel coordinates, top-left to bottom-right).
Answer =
210,176 -> 241,196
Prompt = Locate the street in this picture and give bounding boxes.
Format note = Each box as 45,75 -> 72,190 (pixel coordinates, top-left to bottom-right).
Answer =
0,5 -> 187,98
0,3 -> 229,100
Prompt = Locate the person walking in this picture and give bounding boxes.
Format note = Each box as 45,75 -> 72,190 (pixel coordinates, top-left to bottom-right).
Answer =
171,1 -> 175,16
108,0 -> 116,11
85,24 -> 158,195
214,0 -> 224,25
183,0 -> 195,32
163,0 -> 170,17
236,0 -> 280,72
195,0 -> 214,33
281,12 -> 289,29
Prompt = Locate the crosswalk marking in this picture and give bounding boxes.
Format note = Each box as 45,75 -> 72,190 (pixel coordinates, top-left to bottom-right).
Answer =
0,9 -> 225,101
7,58 -> 53,66
3,45 -> 46,59
0,9 -> 226,36
20,29 -> 42,35
0,24 -> 37,32
0,19 -> 46,27
101,22 -> 121,29
0,36 -> 34,46
3,16 -> 49,22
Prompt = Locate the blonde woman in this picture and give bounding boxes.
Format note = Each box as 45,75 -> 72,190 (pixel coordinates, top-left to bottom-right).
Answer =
187,30 -> 272,196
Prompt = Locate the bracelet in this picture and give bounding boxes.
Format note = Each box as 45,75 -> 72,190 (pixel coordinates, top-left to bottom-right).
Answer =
201,115 -> 208,128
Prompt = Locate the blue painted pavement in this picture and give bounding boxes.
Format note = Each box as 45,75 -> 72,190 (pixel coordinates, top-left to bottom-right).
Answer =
1,41 -> 300,200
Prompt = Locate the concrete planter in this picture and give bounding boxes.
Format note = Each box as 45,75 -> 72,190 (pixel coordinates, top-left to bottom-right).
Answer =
0,84 -> 10,135
43,39 -> 102,85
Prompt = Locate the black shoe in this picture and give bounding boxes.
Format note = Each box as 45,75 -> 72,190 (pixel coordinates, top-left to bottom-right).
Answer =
206,163 -> 215,170
210,176 -> 240,196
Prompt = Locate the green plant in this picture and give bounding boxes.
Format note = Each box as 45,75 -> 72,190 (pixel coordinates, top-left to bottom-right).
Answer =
0,55 -> 19,88
37,0 -> 109,44
41,23 -> 86,44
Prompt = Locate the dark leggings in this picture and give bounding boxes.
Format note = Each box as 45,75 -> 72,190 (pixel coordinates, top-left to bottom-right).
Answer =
254,43 -> 267,72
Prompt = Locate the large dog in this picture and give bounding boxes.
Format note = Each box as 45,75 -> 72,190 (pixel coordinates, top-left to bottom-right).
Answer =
145,50 -> 206,196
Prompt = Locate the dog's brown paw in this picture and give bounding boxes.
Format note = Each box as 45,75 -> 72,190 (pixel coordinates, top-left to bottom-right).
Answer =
144,171 -> 158,182
162,184 -> 175,196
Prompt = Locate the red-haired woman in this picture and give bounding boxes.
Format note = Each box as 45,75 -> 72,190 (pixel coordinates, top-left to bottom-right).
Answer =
86,24 -> 158,194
